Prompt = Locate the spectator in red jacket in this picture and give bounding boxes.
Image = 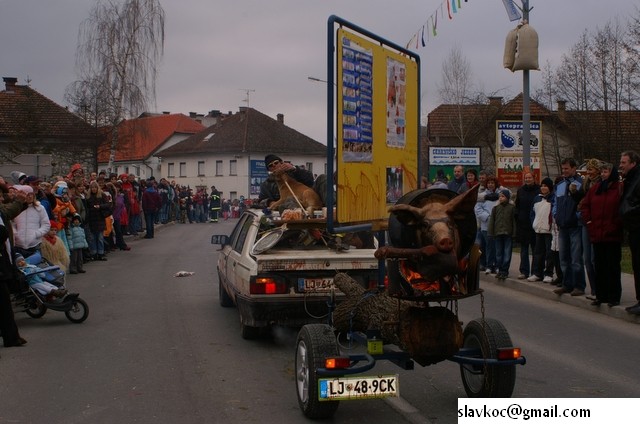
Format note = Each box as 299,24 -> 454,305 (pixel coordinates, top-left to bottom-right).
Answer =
580,163 -> 623,307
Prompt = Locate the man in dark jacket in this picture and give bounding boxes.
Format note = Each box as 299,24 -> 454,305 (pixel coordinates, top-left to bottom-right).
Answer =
619,150 -> 640,315
552,158 -> 586,296
515,172 -> 540,280
258,154 -> 315,207
141,179 -> 162,239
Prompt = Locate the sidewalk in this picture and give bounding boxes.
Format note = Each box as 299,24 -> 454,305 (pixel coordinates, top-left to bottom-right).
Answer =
481,259 -> 640,324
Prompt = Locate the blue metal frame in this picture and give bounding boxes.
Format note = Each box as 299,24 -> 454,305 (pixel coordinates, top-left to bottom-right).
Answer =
325,15 -> 421,235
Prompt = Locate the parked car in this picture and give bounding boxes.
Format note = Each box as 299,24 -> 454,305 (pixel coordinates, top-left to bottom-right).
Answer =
211,209 -> 380,339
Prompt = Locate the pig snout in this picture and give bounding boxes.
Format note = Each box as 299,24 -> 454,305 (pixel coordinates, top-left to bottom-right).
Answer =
436,237 -> 454,253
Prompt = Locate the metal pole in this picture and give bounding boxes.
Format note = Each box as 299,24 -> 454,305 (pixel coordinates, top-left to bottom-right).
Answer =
522,0 -> 531,173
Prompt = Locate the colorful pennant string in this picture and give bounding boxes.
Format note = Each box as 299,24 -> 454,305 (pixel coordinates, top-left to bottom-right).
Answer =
405,0 -> 476,49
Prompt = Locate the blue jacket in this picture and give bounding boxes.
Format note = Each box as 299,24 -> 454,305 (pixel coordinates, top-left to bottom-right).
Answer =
552,175 -> 583,229
68,225 -> 88,250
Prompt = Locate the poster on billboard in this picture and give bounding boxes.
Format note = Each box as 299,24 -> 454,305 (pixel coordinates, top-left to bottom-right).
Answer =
335,24 -> 419,227
496,120 -> 542,155
250,160 -> 269,197
496,156 -> 541,187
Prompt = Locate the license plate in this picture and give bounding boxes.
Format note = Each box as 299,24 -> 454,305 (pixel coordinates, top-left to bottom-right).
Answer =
319,375 -> 399,401
298,278 -> 334,292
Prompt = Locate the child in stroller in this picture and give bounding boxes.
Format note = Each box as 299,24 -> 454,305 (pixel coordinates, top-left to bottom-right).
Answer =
15,252 -> 67,301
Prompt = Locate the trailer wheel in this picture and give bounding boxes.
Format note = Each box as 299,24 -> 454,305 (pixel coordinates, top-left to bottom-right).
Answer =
460,318 -> 516,397
295,324 -> 340,419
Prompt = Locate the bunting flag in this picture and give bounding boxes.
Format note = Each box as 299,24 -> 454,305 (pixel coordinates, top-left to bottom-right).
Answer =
405,0 -> 486,50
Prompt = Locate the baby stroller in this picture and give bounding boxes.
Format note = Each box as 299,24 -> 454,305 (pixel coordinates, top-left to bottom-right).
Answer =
12,251 -> 89,323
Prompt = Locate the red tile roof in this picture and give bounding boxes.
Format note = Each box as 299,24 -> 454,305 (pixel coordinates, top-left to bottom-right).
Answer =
97,113 -> 205,162
158,108 -> 326,157
0,82 -> 98,141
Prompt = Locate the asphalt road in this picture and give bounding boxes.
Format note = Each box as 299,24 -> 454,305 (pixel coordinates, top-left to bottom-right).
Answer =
1,219 -> 638,424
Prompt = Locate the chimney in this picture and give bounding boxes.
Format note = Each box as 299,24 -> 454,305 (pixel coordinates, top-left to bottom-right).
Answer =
189,112 -> 197,118
239,106 -> 248,113
488,96 -> 503,108
277,113 -> 284,124
556,100 -> 567,120
162,111 -> 170,115
3,77 -> 18,92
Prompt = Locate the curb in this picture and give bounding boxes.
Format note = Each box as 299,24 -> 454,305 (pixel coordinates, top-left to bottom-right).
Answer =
482,274 -> 640,324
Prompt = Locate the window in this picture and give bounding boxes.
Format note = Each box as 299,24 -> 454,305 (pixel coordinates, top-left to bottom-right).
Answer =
230,159 -> 237,176
197,161 -> 205,176
215,160 -> 223,176
179,162 -> 186,177
230,191 -> 237,201
167,163 -> 175,178
306,162 -> 313,173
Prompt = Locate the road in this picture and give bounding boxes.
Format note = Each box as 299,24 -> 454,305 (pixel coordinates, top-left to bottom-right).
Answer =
1,219 -> 638,424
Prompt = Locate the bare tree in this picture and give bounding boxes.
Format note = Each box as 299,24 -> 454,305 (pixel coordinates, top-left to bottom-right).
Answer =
66,0 -> 165,171
437,45 -> 477,146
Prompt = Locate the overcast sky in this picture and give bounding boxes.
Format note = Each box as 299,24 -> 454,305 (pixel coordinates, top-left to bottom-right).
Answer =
1,0 -> 637,144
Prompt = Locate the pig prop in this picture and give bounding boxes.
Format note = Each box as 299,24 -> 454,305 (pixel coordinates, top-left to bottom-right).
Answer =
375,185 -> 480,298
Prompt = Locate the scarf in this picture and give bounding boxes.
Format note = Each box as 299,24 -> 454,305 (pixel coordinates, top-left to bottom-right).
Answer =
44,233 -> 57,245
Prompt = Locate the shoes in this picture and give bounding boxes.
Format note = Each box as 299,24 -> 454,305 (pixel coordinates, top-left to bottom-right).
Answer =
553,287 -> 570,295
543,276 -> 554,283
590,300 -> 602,306
120,246 -> 131,251
586,295 -> 597,301
69,270 -> 78,274
78,269 -> 86,273
551,278 -> 562,286
627,304 -> 640,315
570,289 -> 585,296
527,275 -> 542,282
517,274 -> 527,279
625,302 -> 640,311
608,302 -> 620,307
4,337 -> 27,347
485,268 -> 491,275
96,255 -> 108,261
143,236 -> 153,239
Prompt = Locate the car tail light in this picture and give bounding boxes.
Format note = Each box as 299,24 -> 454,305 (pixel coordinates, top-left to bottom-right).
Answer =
250,277 -> 288,294
325,357 -> 351,369
497,347 -> 521,360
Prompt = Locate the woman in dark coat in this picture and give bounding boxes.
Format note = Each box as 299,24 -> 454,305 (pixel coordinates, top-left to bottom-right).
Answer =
580,164 -> 623,306
85,181 -> 111,261
514,171 -> 540,279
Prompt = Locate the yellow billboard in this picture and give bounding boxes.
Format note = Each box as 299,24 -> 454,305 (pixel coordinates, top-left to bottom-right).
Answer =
336,28 -> 419,227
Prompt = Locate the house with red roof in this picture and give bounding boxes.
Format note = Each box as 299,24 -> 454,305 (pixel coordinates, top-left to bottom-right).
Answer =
0,76 -> 99,178
96,112 -> 205,179
156,107 -> 327,200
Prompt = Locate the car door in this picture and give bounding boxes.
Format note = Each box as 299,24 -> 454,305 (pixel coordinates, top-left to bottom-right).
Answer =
225,213 -> 255,297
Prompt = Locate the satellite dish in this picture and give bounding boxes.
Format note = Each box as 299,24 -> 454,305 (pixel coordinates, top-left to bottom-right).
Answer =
250,225 -> 287,255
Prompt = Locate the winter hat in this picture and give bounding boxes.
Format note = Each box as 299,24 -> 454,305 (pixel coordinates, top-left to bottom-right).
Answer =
13,184 -> 33,194
540,177 -> 554,191
14,253 -> 25,263
499,188 -> 511,200
265,154 -> 282,167
585,158 -> 602,170
72,213 -> 82,223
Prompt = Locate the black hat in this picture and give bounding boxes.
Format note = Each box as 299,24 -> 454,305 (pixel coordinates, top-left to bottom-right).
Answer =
264,154 -> 282,167
25,175 -> 41,185
500,188 -> 512,200
540,177 -> 554,191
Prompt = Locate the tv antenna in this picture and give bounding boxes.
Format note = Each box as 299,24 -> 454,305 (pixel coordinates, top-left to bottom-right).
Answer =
239,88 -> 256,108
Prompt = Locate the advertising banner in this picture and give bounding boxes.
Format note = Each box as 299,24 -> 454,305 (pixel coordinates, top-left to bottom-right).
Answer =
496,156 -> 541,186
335,27 -> 419,226
496,120 -> 542,155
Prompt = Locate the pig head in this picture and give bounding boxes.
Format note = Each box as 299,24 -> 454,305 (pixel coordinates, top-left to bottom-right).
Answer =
375,185 -> 479,280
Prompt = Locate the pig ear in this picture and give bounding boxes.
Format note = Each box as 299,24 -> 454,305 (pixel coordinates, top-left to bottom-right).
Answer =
445,184 -> 479,220
389,204 -> 424,226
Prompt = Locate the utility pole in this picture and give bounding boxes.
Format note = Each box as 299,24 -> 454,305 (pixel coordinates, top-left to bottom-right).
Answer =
521,0 -> 531,173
